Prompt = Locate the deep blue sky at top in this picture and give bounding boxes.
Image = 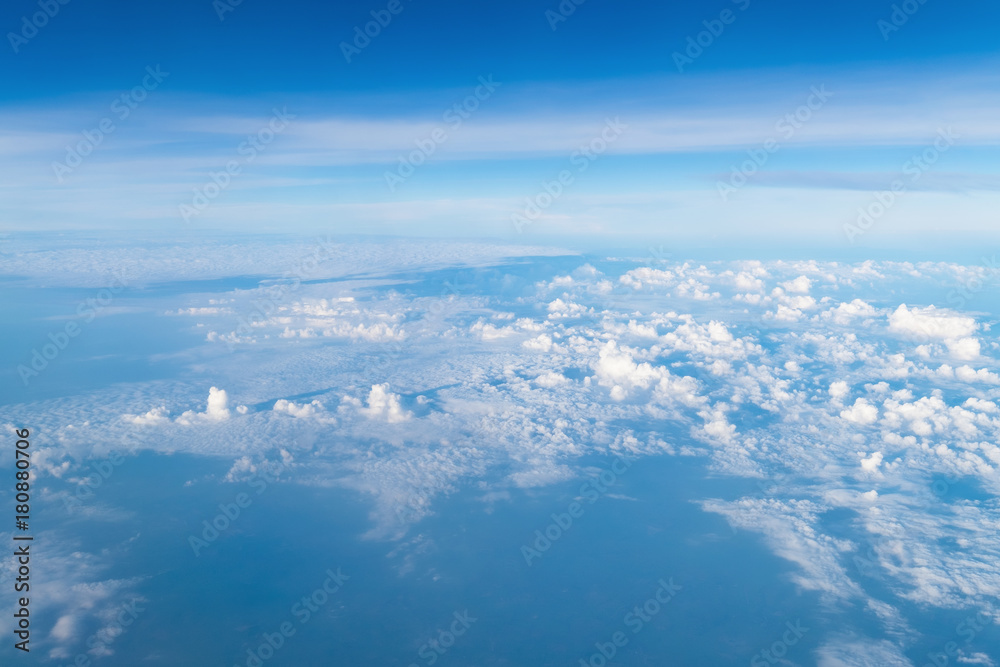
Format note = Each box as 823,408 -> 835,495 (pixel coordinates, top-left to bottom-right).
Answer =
4,0 -> 999,101
3,0 -> 1000,248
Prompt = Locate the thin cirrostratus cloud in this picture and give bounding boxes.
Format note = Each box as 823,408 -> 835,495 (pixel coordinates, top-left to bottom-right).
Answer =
2,60 -> 1000,237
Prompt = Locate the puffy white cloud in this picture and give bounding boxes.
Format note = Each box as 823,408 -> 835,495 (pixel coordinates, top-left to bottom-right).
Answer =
522,334 -> 555,352
733,271 -> 765,292
699,406 -> 736,443
889,304 -> 980,359
821,299 -> 878,325
177,387 -> 233,425
964,397 -> 999,413
842,398 -> 878,425
860,451 -> 883,473
779,275 -> 813,294
769,304 -> 803,322
592,340 -> 663,395
123,406 -> 169,426
351,384 -> 412,423
124,388 -> 246,427
272,399 -> 329,420
533,371 -> 568,388
675,278 -> 720,300
948,337 -> 982,360
829,381 -> 850,401
889,304 -> 977,340
619,267 -> 673,289
954,365 -> 1000,384
546,298 -> 592,319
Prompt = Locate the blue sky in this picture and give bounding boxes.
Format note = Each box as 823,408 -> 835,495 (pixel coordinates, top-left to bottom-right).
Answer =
3,0 -> 1000,250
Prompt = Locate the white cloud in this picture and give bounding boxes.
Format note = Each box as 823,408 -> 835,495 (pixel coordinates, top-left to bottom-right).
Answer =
829,381 -> 850,402
860,451 -> 883,473
273,399 -> 330,420
592,340 -> 663,395
821,299 -> 877,325
888,304 -> 980,359
534,372 -> 568,388
353,384 -> 412,423
546,298 -> 592,319
779,275 -> 812,294
816,637 -> 914,667
958,652 -> 996,666
522,334 -> 555,352
842,398 -> 878,425
954,365 -> 1000,384
177,387 -> 233,425
123,406 -> 169,426
619,267 -> 673,289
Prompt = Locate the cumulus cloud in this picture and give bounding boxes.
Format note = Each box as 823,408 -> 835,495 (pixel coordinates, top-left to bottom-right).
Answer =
619,267 -> 673,289
534,371 -> 569,388
523,334 -> 555,352
122,387 -> 247,427
346,384 -> 412,423
841,398 -> 879,425
829,381 -> 850,402
860,451 -> 883,473
272,399 -> 331,421
546,298 -> 592,319
821,299 -> 878,325
779,275 -> 813,294
592,340 -> 663,396
889,304 -> 980,359
177,387 -> 235,425
123,406 -> 169,426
